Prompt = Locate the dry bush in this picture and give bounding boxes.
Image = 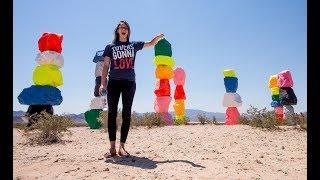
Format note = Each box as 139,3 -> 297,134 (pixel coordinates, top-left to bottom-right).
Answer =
130,111 -> 144,128
210,116 -> 223,125
298,112 -> 307,130
98,109 -> 122,132
131,112 -> 165,128
13,123 -> 27,129
22,111 -> 75,145
98,110 -> 165,129
197,113 -> 210,125
98,110 -> 108,130
239,105 -> 307,131
141,112 -> 165,128
285,112 -> 307,131
239,106 -> 280,130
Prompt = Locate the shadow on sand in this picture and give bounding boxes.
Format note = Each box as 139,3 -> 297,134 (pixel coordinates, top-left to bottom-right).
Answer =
105,155 -> 205,169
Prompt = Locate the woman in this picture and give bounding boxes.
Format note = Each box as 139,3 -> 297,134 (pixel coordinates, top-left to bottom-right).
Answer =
99,20 -> 164,158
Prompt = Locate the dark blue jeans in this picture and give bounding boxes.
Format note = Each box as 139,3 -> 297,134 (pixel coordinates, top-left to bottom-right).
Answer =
107,79 -> 136,143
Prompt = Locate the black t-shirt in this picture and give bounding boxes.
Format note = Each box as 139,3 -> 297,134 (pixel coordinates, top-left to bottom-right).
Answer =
102,41 -> 144,81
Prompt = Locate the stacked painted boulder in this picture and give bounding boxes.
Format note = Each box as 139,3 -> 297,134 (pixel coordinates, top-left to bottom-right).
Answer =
269,70 -> 297,121
18,32 -> 64,121
173,67 -> 186,124
222,69 -> 242,125
153,38 -> 175,125
83,50 -> 107,129
268,74 -> 283,120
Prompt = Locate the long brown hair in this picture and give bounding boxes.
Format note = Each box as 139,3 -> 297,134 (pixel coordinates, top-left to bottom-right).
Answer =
112,20 -> 131,43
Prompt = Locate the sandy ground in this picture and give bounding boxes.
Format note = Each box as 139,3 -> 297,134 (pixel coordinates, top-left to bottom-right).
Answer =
13,125 -> 306,180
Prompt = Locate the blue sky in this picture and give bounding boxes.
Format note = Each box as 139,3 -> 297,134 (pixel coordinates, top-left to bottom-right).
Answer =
13,0 -> 307,114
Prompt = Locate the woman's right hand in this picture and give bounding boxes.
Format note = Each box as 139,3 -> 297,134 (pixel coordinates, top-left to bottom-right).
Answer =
156,33 -> 164,40
99,84 -> 107,96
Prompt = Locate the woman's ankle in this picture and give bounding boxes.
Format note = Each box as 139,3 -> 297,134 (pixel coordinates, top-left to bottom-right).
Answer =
110,141 -> 116,150
120,142 -> 125,148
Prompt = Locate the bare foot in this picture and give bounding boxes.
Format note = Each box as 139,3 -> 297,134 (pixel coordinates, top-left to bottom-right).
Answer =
104,148 -> 117,158
118,146 -> 130,157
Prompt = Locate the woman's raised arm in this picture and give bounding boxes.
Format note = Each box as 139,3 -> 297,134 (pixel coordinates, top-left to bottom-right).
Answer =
143,33 -> 164,48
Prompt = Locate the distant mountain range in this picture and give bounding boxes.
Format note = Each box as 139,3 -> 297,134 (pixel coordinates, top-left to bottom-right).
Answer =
13,109 -> 225,124
13,110 -> 27,123
12,111 -> 87,124
175,109 -> 225,121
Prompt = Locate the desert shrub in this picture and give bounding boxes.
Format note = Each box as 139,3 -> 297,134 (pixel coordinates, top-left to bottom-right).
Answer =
239,105 -> 307,131
130,111 -> 144,127
13,123 -> 27,129
98,110 -> 165,129
98,109 -> 122,131
120,111 -> 163,128
98,110 -> 164,129
22,111 -> 75,145
141,112 -> 165,128
298,112 -> 307,130
197,113 -> 210,125
239,106 -> 280,130
210,116 -> 223,125
98,110 -> 108,130
284,112 -> 307,130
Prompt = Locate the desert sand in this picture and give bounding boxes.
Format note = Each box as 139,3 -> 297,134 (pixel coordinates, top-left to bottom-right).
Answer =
13,125 -> 306,180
